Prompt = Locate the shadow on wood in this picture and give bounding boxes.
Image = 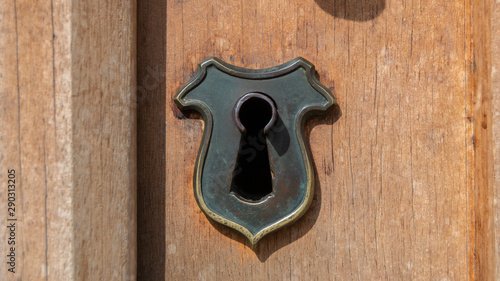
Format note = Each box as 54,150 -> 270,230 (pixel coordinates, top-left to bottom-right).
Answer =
314,0 -> 386,21
137,0 -> 167,279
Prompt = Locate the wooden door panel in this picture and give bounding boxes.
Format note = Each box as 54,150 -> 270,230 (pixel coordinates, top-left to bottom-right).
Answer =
0,0 -> 136,279
137,0 -> 497,280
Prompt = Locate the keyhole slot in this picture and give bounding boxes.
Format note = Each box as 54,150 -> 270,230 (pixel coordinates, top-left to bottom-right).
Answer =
231,93 -> 277,202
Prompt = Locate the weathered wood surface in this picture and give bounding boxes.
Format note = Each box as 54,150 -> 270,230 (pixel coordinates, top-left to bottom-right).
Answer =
492,0 -> 500,279
0,0 -> 136,279
137,0 -> 498,280
472,0 -> 497,280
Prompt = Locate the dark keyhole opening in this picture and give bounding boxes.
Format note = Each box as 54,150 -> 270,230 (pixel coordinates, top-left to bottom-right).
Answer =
231,95 -> 275,202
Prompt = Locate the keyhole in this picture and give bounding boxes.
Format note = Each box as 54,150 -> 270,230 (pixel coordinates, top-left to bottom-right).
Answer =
231,93 -> 277,202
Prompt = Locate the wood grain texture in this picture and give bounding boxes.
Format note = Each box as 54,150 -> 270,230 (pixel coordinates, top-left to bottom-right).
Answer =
0,0 -> 136,279
491,0 -> 500,279
135,0 -> 496,280
472,0 -> 497,279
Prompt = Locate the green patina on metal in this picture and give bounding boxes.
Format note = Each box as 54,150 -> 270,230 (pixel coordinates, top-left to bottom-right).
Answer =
174,57 -> 336,247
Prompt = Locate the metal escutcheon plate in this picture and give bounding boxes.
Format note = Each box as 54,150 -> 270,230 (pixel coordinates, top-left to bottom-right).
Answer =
175,57 -> 336,247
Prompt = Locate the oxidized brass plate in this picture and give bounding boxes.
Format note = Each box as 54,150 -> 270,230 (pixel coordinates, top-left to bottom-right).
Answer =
175,57 -> 336,247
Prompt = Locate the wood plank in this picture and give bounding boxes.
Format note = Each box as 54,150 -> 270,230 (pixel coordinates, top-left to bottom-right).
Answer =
0,0 -> 136,279
136,0 -> 484,279
491,0 -> 500,279
472,0 -> 498,279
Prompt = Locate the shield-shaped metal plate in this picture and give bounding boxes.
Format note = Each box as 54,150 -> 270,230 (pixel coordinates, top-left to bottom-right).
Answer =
175,57 -> 336,247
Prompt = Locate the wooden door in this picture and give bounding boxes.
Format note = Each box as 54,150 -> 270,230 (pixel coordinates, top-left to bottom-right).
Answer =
137,0 -> 500,280
1,0 -> 499,280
